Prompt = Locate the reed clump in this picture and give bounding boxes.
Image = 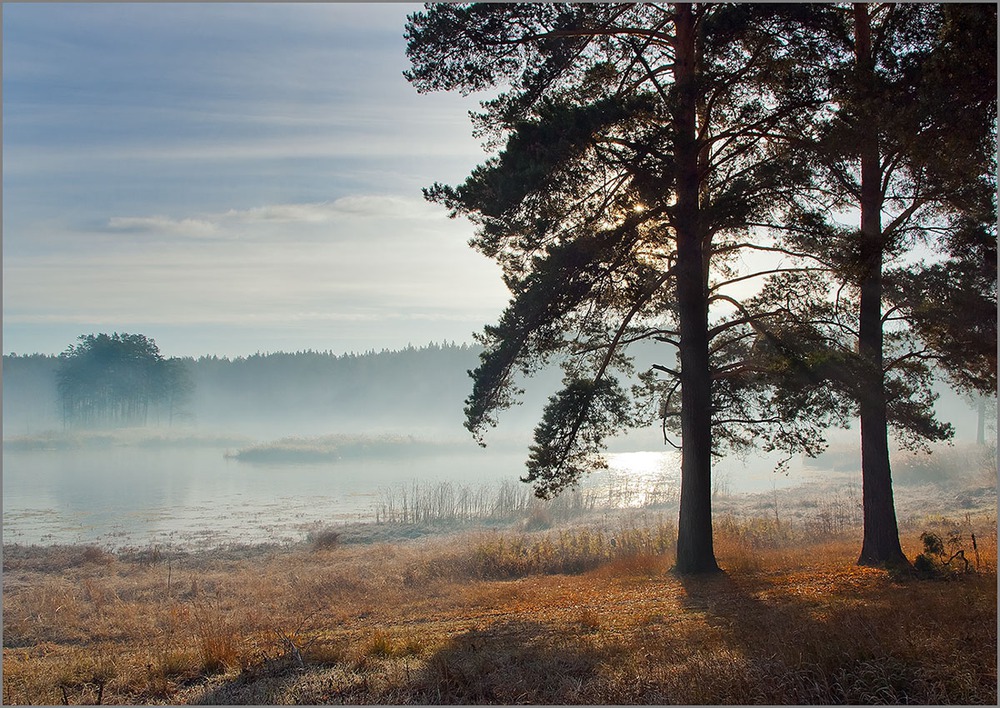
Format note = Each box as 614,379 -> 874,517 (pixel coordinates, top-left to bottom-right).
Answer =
373,478 -> 601,525
372,474 -> 680,528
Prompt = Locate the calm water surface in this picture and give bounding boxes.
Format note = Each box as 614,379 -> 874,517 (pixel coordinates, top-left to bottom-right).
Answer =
2,444 -> 809,549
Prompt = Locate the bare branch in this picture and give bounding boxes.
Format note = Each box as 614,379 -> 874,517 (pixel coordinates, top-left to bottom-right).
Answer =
709,330 -> 758,356
628,36 -> 672,106
712,240 -> 835,269
882,198 -> 927,241
651,334 -> 681,347
707,307 -> 791,340
880,304 -> 902,323
713,416 -> 782,426
660,377 -> 682,449
530,26 -> 675,47
651,363 -> 680,377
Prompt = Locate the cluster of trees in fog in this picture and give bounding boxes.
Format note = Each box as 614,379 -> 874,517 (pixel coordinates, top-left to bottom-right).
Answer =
55,333 -> 192,428
405,3 -> 996,572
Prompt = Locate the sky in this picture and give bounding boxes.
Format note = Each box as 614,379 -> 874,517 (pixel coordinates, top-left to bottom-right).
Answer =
3,2 -> 510,358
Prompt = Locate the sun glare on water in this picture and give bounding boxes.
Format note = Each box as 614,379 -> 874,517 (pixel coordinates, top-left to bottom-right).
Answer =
596,450 -> 681,508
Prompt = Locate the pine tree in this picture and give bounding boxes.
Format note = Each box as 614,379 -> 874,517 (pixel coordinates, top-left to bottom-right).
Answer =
407,3 -> 843,573
774,3 -> 996,567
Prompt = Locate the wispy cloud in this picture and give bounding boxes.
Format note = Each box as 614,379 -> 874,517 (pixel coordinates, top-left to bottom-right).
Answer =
9,196 -> 505,339
2,3 -> 505,356
220,195 -> 443,224
104,195 -> 446,240
106,215 -> 220,236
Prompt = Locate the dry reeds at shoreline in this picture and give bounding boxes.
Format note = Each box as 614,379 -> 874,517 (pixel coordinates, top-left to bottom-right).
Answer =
371,476 -> 677,526
3,504 -> 996,706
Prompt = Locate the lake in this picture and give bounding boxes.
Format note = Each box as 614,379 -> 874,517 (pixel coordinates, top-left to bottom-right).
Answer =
2,442 -> 813,550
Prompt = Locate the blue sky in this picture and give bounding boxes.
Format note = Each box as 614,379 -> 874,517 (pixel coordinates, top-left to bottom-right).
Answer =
3,3 -> 509,358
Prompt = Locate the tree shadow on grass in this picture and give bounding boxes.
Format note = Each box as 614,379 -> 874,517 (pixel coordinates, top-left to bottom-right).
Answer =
179,658 -> 308,705
184,620 -> 599,705
404,619 -> 599,704
184,569 -> 994,704
673,569 -> 942,704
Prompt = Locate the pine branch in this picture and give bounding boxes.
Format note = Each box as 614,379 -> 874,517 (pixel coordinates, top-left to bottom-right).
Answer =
542,271 -> 673,476
709,266 -> 825,294
883,348 -> 944,373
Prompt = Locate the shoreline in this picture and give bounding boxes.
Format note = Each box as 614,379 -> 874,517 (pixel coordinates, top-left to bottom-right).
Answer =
4,467 -> 994,560
4,435 -> 995,553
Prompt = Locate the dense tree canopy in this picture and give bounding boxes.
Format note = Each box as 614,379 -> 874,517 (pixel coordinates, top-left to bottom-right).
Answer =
56,333 -> 193,428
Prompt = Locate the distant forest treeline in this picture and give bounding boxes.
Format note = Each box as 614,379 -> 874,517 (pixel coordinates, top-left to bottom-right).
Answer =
2,341 -> 986,443
2,342 -> 560,438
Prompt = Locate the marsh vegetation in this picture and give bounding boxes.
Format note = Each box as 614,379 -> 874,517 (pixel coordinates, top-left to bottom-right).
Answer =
3,496 -> 996,705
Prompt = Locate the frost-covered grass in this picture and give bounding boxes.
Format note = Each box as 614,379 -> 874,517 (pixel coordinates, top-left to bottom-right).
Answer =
3,507 -> 996,705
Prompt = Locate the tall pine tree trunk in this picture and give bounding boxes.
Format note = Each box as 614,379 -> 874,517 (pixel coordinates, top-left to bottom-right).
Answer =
673,3 -> 719,575
854,3 -> 908,569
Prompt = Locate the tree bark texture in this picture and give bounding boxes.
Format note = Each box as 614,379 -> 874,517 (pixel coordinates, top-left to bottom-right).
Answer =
672,3 -> 720,575
853,3 -> 909,569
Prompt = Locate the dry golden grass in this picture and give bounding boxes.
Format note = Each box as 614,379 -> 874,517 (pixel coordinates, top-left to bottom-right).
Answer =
3,510 -> 996,705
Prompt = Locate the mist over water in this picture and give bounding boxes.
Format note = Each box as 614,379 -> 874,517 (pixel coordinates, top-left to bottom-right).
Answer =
2,438 -> 833,550
2,345 -> 990,550
3,444 -> 516,548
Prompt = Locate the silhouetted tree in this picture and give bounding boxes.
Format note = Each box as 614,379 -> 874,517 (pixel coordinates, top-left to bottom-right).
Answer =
773,3 -> 996,567
407,3 -> 845,574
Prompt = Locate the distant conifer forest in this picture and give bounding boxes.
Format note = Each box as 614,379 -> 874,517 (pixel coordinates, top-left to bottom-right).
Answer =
1,340 -> 562,439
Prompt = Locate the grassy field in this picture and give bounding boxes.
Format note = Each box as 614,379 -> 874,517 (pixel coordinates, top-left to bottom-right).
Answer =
3,501 -> 996,705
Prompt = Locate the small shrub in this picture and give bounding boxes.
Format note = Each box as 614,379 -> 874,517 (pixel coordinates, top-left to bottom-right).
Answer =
912,530 -> 978,578
309,528 -> 341,551
920,531 -> 945,557
911,531 -> 947,576
912,552 -> 937,574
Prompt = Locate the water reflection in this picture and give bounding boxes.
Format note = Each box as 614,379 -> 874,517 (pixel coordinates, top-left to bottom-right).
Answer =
3,445 -> 532,548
